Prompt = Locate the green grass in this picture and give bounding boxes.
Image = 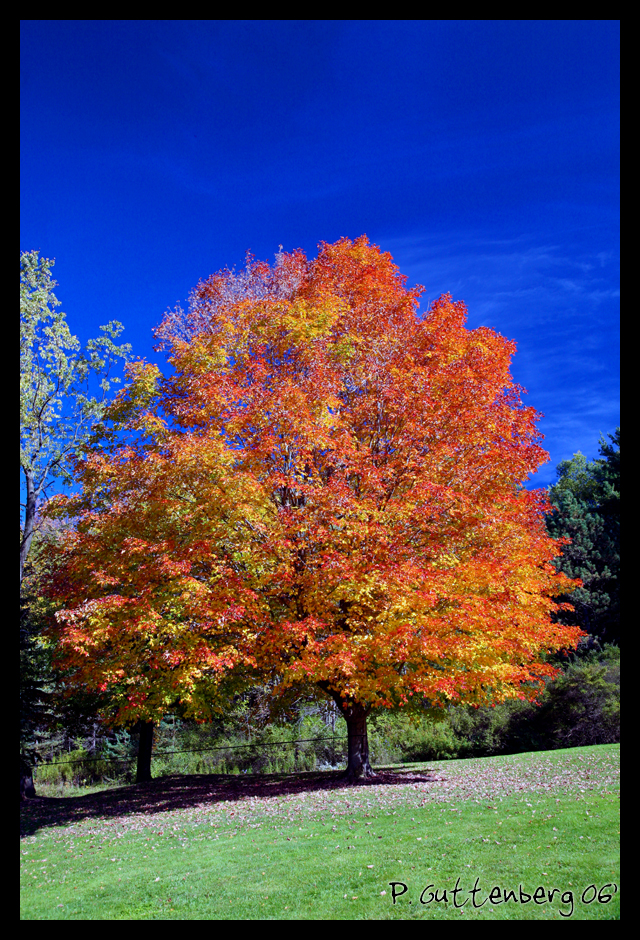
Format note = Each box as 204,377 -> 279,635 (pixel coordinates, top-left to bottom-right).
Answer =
20,743 -> 619,920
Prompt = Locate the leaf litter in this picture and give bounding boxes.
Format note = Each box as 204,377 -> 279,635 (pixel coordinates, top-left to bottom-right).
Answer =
21,746 -> 618,851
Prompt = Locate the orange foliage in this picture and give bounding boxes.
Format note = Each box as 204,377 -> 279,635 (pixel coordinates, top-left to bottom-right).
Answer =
43,237 -> 583,727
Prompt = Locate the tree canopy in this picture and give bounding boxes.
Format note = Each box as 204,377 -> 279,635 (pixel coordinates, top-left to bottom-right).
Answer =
42,237 -> 583,779
546,428 -> 620,645
20,250 -> 131,584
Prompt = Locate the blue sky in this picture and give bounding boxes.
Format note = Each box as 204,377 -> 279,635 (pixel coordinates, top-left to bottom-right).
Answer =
20,20 -> 619,488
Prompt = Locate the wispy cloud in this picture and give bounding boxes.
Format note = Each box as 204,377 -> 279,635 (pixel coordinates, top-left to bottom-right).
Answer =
383,230 -> 619,486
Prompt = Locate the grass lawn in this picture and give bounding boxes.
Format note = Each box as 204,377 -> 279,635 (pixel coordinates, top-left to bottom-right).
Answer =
20,743 -> 619,920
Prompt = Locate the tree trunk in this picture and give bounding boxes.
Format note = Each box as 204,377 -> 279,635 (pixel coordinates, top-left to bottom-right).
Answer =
20,466 -> 37,587
316,682 -> 377,781
20,754 -> 36,800
20,469 -> 37,796
136,721 -> 154,783
339,701 -> 376,782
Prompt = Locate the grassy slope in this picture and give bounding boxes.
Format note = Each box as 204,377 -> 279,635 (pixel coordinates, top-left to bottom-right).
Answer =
20,744 -> 619,920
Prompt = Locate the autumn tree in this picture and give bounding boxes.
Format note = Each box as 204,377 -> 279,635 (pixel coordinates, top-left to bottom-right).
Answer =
43,237 -> 583,782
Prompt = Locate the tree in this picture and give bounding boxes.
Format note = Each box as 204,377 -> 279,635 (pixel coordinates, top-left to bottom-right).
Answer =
531,645 -> 620,749
20,550 -> 50,800
20,537 -> 118,792
20,250 -> 131,797
20,250 -> 131,585
43,237 -> 583,782
546,428 -> 620,644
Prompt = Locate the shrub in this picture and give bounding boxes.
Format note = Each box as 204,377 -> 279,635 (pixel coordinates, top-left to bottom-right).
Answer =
448,645 -> 620,756
447,699 -> 532,757
35,749 -> 112,787
368,708 -> 469,762
531,654 -> 619,748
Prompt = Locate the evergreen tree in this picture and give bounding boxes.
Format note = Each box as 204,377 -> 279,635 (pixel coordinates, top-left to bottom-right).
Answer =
546,428 -> 620,644
20,555 -> 52,797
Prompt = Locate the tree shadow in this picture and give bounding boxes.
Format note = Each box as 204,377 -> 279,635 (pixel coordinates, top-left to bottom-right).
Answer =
20,766 -> 443,837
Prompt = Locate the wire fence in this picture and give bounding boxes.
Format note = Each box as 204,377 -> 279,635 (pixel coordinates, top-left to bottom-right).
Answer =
29,732 -> 375,782
32,734 -> 357,766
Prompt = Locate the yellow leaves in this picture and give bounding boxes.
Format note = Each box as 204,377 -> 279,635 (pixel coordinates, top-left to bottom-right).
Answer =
126,358 -> 162,392
288,297 -> 343,343
40,238 -> 586,728
331,335 -> 358,365
174,335 -> 229,374
438,552 -> 460,569
101,360 -> 161,428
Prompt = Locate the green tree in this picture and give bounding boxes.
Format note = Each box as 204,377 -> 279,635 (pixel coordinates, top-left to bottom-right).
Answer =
20,549 -> 51,798
20,250 -> 131,585
546,428 -> 620,644
20,250 -> 131,797
532,645 -> 620,748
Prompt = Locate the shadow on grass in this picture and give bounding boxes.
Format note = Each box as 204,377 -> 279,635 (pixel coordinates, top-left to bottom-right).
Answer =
20,766 -> 442,837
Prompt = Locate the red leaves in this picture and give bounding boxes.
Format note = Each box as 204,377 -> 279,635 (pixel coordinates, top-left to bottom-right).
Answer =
43,237 -> 584,726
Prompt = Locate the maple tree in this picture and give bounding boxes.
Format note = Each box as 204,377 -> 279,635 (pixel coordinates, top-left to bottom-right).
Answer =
43,237 -> 584,781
